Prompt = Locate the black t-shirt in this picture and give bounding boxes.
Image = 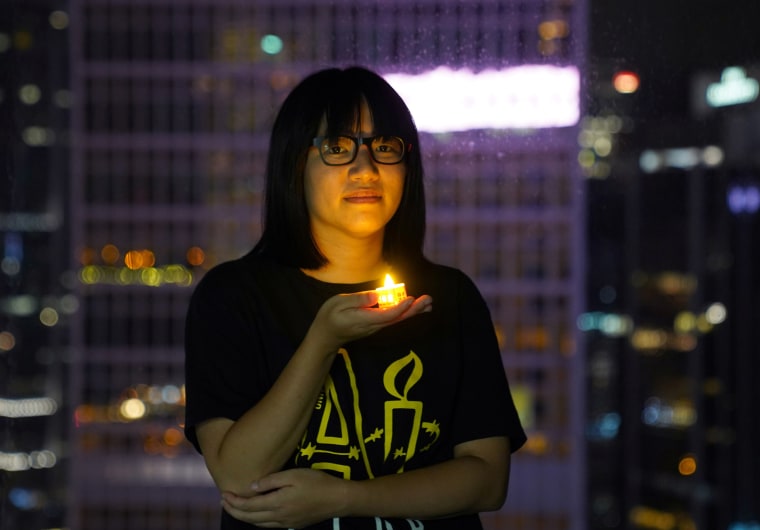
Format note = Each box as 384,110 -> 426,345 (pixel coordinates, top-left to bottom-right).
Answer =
184,253 -> 527,530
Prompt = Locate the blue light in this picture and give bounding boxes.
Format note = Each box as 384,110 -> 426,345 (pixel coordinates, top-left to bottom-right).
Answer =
727,184 -> 760,215
586,412 -> 621,440
728,521 -> 760,530
9,488 -> 41,510
260,34 -> 283,55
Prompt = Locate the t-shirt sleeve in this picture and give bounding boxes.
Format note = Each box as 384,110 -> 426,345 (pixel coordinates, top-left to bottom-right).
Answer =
450,272 -> 527,452
183,266 -> 269,453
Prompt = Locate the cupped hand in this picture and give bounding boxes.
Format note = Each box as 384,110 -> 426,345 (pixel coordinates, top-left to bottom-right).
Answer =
221,468 -> 350,528
307,291 -> 432,354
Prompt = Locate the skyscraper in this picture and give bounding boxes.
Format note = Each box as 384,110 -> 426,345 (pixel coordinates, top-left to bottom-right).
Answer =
1,3 -> 71,529
65,2 -> 587,529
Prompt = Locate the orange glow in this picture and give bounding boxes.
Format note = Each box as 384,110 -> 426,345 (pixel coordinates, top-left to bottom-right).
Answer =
144,436 -> 162,455
124,249 -> 155,270
613,71 -> 640,94
522,432 -> 549,455
75,404 -> 96,425
186,246 -> 205,266
538,20 -> 569,40
141,249 -> 155,267
101,244 -> 120,265
0,331 -> 16,351
163,428 -> 184,446
678,455 -> 697,476
124,250 -> 143,270
79,246 -> 96,265
376,274 -> 407,308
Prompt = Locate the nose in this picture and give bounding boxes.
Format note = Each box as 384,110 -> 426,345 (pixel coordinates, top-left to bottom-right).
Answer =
349,144 -> 379,180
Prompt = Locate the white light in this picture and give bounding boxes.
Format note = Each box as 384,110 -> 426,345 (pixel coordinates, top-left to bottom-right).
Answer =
665,147 -> 700,169
705,303 -> 727,325
707,66 -> 760,108
18,84 -> 41,105
639,150 -> 662,173
1,295 -> 37,316
384,65 -> 580,132
702,145 -> 724,166
639,145 -> 724,172
22,126 -> 56,146
0,450 -> 57,472
0,397 -> 58,418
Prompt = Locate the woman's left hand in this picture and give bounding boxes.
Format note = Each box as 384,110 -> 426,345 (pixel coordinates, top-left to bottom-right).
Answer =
221,468 -> 349,528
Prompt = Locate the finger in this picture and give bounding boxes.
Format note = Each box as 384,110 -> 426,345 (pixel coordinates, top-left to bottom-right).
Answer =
251,472 -> 288,494
394,295 -> 432,319
221,492 -> 256,510
337,290 -> 378,309
221,500 -> 271,525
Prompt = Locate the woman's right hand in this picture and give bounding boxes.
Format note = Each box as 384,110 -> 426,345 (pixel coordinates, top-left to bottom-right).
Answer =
307,291 -> 433,355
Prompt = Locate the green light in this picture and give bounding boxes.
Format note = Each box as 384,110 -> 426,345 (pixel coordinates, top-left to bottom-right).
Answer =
260,34 -> 283,55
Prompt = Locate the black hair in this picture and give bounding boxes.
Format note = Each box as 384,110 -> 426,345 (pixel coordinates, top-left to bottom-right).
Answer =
251,66 -> 427,270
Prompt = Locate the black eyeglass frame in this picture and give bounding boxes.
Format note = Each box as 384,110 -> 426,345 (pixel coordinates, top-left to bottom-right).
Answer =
311,135 -> 409,166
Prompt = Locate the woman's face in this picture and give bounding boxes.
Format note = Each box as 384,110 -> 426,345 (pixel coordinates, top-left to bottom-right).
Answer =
303,101 -> 406,248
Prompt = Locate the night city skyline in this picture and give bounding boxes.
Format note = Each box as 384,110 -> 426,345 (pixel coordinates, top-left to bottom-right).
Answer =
2,1 -> 759,530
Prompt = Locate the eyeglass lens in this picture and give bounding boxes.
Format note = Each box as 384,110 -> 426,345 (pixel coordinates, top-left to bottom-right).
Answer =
318,136 -> 405,165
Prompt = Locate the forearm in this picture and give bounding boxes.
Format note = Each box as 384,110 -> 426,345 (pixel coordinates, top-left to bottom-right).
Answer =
203,332 -> 338,494
343,439 -> 511,519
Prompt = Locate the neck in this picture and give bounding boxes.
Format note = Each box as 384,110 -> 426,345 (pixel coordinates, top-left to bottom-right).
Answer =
303,234 -> 390,284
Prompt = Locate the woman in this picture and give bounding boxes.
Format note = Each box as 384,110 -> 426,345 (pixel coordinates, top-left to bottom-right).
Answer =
184,66 -> 527,529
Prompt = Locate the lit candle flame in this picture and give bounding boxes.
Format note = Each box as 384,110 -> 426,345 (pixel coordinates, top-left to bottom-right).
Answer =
376,273 -> 407,308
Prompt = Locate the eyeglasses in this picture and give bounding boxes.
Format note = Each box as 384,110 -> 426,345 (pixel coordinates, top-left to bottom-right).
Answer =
312,135 -> 408,166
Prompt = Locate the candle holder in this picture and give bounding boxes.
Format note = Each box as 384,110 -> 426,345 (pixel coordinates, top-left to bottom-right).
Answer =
376,273 -> 407,308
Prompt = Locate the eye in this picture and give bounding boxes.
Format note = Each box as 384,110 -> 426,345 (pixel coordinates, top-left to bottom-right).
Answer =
322,136 -> 354,155
373,136 -> 403,154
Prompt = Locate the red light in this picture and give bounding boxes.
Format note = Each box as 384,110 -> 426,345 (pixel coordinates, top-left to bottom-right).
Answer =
613,71 -> 640,94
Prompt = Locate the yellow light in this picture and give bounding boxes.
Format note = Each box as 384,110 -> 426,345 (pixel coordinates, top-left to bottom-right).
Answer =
538,20 -> 569,40
376,274 -> 407,308
119,398 -> 146,420
39,307 -> 59,327
674,311 -> 696,333
630,328 -> 667,350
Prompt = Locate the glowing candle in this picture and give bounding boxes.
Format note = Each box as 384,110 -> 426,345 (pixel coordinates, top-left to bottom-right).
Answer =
376,273 -> 407,308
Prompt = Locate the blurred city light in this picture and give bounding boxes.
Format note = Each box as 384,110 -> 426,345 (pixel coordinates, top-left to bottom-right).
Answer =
639,145 -> 724,173
678,454 -> 697,476
260,34 -> 283,55
642,397 -> 697,429
727,183 -> 760,214
0,397 -> 58,418
706,66 -> 759,108
385,65 -> 580,132
612,70 -> 640,94
49,10 -> 69,30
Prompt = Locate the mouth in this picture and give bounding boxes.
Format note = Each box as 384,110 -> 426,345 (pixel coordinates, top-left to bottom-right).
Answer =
344,190 -> 382,203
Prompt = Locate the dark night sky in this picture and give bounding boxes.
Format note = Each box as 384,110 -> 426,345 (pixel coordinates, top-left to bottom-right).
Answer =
590,0 -> 760,120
